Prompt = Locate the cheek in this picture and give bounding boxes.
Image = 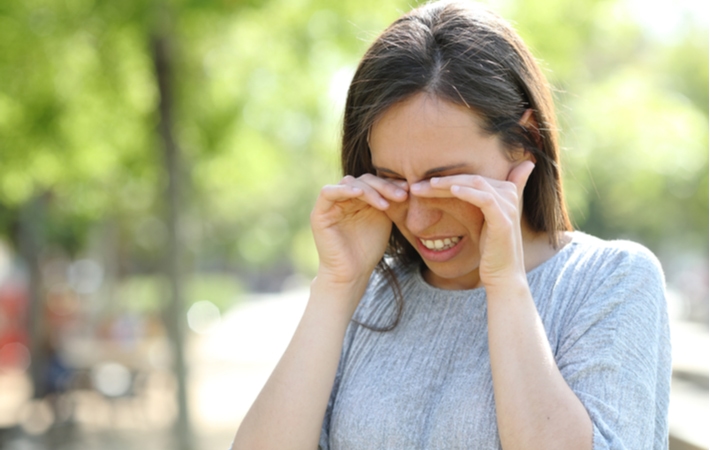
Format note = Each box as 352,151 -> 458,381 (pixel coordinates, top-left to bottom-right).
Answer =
444,200 -> 485,231
385,198 -> 485,229
384,201 -> 407,225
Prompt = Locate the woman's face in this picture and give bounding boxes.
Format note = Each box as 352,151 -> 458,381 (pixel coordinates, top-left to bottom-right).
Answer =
369,92 -> 524,290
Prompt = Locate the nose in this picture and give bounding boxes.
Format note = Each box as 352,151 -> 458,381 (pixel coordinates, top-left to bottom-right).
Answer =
404,195 -> 441,235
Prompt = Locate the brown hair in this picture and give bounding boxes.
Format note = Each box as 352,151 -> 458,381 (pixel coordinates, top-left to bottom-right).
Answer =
342,0 -> 572,329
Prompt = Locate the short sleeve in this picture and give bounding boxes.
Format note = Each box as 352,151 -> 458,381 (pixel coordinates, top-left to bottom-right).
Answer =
554,243 -> 672,449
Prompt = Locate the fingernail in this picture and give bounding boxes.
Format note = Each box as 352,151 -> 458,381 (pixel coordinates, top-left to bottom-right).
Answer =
430,177 -> 441,185
379,199 -> 389,208
394,189 -> 406,197
410,183 -> 422,191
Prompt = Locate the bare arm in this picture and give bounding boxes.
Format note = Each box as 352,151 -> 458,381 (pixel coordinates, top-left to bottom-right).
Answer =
415,161 -> 592,449
486,279 -> 592,450
232,278 -> 364,450
477,163 -> 592,449
232,175 -> 407,449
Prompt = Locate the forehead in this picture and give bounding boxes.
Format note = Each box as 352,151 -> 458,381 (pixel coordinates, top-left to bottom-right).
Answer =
369,93 -> 506,178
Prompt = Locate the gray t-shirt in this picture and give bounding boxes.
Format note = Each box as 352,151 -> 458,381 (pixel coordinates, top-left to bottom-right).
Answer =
319,232 -> 671,449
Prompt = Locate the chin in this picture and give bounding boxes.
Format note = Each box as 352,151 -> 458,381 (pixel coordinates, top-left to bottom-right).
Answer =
423,261 -> 481,290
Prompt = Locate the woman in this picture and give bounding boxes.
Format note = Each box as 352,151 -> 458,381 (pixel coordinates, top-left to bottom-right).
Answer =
233,1 -> 671,449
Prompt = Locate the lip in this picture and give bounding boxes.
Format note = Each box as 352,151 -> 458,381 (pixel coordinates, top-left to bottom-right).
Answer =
415,235 -> 465,263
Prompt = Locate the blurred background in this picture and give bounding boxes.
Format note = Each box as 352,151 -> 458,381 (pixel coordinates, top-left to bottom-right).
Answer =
0,0 -> 706,449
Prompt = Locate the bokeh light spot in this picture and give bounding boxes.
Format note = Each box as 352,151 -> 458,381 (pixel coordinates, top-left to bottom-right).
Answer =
187,301 -> 221,335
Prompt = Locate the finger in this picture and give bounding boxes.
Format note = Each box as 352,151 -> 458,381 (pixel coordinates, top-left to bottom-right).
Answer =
449,185 -> 502,217
429,174 -> 510,191
320,183 -> 362,201
357,173 -> 408,201
411,176 -> 502,199
392,179 -> 409,191
506,161 -> 535,198
448,185 -> 520,233
409,180 -> 456,198
315,184 -> 364,212
340,177 -> 392,210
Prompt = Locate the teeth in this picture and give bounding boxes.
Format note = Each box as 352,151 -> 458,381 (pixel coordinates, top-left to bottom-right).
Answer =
420,237 -> 461,251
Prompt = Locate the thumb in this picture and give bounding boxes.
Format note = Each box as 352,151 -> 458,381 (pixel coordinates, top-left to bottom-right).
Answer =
507,160 -> 535,198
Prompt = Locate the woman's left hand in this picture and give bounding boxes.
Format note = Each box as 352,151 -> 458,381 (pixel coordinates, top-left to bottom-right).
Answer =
410,161 -> 535,288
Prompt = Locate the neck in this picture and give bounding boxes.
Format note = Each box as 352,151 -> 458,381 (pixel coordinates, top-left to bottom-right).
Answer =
521,222 -> 569,273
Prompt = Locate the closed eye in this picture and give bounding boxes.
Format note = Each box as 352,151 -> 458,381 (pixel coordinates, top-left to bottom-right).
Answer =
375,171 -> 405,182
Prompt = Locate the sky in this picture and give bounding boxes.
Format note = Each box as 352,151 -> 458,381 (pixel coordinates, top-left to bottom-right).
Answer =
628,0 -> 708,39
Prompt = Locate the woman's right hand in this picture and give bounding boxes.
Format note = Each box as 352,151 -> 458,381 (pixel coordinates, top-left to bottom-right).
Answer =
235,173 -> 406,450
311,174 -> 407,289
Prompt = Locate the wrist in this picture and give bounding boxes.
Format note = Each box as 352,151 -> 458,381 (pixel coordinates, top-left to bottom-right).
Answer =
309,273 -> 370,318
483,273 -> 530,302
314,266 -> 372,294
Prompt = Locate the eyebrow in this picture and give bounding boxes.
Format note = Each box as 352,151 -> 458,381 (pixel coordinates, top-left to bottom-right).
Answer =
374,163 -> 471,179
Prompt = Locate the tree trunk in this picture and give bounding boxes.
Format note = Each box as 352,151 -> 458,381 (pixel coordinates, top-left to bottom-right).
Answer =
152,33 -> 193,450
19,195 -> 47,400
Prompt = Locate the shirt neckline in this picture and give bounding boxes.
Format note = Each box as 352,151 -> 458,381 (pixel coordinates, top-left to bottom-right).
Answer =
410,231 -> 583,295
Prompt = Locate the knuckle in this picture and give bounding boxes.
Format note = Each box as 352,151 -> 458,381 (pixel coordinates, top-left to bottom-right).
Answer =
361,174 -> 382,187
480,193 -> 495,206
504,190 -> 518,202
503,203 -> 517,216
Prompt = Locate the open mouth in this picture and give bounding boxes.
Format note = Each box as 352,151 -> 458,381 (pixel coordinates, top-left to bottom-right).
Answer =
418,236 -> 461,252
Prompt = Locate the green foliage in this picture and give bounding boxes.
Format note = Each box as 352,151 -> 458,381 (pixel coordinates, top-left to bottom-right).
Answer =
117,274 -> 166,314
564,69 -> 708,249
498,0 -> 708,256
184,273 -> 244,311
0,0 -> 160,255
173,0 -> 413,272
1,0 -> 707,281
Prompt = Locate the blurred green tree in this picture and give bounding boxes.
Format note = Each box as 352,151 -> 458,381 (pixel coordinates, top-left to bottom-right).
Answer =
3,0 -> 705,279
0,0 -> 706,440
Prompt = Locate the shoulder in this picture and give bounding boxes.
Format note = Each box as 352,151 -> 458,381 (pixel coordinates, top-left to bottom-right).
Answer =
548,234 -> 670,354
536,232 -> 668,332
552,235 -> 671,449
563,231 -> 665,289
